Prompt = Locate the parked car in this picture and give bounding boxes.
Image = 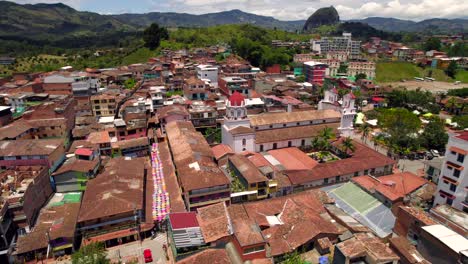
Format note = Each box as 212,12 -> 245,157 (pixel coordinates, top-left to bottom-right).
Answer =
430,149 -> 440,157
425,151 -> 434,160
144,249 -> 153,263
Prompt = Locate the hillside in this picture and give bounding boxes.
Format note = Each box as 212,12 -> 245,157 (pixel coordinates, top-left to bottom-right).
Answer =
352,17 -> 468,33
114,9 -> 304,31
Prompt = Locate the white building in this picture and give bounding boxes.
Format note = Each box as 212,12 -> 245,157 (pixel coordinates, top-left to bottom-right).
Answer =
222,92 -> 348,153
196,65 -> 219,88
434,131 -> 468,212
318,88 -> 357,137
311,32 -> 361,59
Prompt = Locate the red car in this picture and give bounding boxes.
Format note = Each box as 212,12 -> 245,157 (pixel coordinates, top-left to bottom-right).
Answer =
144,249 -> 153,263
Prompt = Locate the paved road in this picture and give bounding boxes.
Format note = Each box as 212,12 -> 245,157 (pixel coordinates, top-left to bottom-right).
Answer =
107,233 -> 170,264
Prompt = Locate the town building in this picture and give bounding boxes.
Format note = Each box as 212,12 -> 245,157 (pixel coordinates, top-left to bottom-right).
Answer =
166,121 -> 231,211
313,59 -> 340,77
347,61 -> 376,79
311,33 -> 361,59
183,77 -> 211,100
157,104 -> 190,134
0,139 -> 66,172
168,212 -> 205,256
293,53 -> 318,63
0,106 -> 12,126
111,137 -> 149,158
430,204 -> 468,237
90,94 -> 119,117
0,166 -> 52,232
77,157 -> 152,247
304,61 -> 328,85
423,157 -> 444,183
434,131 -> 468,212
13,194 -> 81,262
222,92 -> 343,153
189,101 -> 218,128
318,87 -> 356,137
52,147 -> 101,192
218,77 -> 250,96
196,65 -> 219,88
389,236 -> 430,264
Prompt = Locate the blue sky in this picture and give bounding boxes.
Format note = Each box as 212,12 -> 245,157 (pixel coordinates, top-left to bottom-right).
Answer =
9,0 -> 468,21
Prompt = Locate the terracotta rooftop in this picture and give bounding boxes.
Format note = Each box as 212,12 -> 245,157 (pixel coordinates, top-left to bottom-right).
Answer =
255,123 -> 339,144
87,131 -> 111,144
111,137 -> 149,150
267,147 -> 318,171
229,154 -> 269,184
233,190 -> 340,257
249,109 -> 341,127
177,249 -> 231,264
0,139 -> 63,157
336,233 -> 399,262
157,104 -> 189,119
78,157 -> 146,223
229,125 -> 254,135
197,202 -> 231,243
389,236 -> 429,264
15,203 -> 80,255
232,218 -> 265,247
166,121 -> 230,191
352,172 -> 428,202
53,157 -> 99,175
0,120 -> 33,140
212,144 -> 234,160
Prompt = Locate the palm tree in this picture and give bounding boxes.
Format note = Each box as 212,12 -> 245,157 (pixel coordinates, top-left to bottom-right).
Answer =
445,97 -> 458,113
319,127 -> 334,141
311,137 -> 320,150
340,137 -> 356,157
359,123 -> 371,143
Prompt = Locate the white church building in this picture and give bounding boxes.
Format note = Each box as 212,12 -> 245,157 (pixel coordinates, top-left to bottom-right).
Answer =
222,91 -> 356,153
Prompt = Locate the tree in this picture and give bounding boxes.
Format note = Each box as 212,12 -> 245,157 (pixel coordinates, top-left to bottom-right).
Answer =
359,123 -> 371,143
340,137 -> 356,157
423,37 -> 441,51
420,117 -> 448,151
319,127 -> 335,141
143,23 -> 169,50
378,108 -> 422,151
72,242 -> 109,264
355,73 -> 367,81
282,251 -> 307,264
446,60 -> 458,78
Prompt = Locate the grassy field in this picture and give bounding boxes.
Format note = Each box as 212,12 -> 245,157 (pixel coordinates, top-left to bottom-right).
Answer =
376,61 -> 468,84
376,62 -> 423,83
122,48 -> 158,65
0,54 -> 68,76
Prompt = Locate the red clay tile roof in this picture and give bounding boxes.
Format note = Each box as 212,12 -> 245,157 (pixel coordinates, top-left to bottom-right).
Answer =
352,172 -> 428,202
456,131 -> 468,141
53,158 -> 99,175
0,120 -> 33,140
75,148 -> 93,156
0,139 -> 63,157
197,202 -> 231,243
229,91 -> 245,106
232,218 -> 265,247
87,131 -> 111,144
78,157 -> 146,223
177,249 -> 230,264
268,147 -> 318,170
229,126 -> 254,135
398,206 -> 437,226
166,121 -> 230,191
157,104 -> 189,119
111,137 -> 149,150
336,234 -> 399,261
243,152 -> 273,169
212,144 -> 234,160
250,109 -> 341,126
238,190 -> 341,256
229,154 -> 269,184
169,212 -> 199,229
255,123 -> 339,144
389,236 -> 428,264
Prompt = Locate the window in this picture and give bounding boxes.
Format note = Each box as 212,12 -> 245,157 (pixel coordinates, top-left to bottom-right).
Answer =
324,178 -> 329,184
273,143 -> 277,149
451,151 -> 456,155
450,184 -> 457,192
242,138 -> 246,146
447,166 -> 453,170
364,170 -> 369,175
447,198 -> 454,206
297,122 -> 300,126
457,154 -> 465,163
354,172 -> 359,177
96,111 -> 101,115
244,245 -> 265,254
283,124 -> 287,127
260,145 -> 264,152
335,176 -> 340,182
301,139 -> 305,146
454,169 -> 461,178
288,141 -> 292,147
269,125 -> 273,129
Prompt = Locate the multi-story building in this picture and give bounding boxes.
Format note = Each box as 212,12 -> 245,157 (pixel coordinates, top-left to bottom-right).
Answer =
77,157 -> 153,247
0,139 -> 66,172
218,77 -> 250,96
42,74 -> 74,95
188,101 -> 218,128
90,94 -> 118,117
314,59 -> 340,77
183,77 -> 211,100
196,65 -> 219,88
71,74 -> 100,97
312,32 -> 361,59
293,53 -> 318,63
304,61 -> 328,85
434,131 -> 468,212
347,61 -> 376,79
166,121 -> 231,211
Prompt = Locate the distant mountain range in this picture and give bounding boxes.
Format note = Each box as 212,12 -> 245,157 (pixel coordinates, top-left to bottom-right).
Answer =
0,0 -> 466,43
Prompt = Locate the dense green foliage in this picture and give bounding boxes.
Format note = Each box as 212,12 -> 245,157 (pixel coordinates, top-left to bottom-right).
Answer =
377,108 -> 422,152
356,17 -> 468,34
143,23 -> 169,50
386,88 -> 440,113
446,61 -> 458,78
335,22 -> 402,41
423,37 -> 442,51
447,42 -> 468,57
72,242 -> 109,264
420,117 -> 449,151
447,88 -> 468,97
453,115 -> 468,129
